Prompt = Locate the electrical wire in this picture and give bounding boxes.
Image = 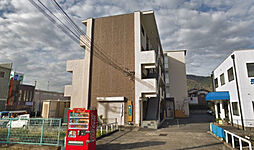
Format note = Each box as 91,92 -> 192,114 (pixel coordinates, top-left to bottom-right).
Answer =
28,0 -> 156,90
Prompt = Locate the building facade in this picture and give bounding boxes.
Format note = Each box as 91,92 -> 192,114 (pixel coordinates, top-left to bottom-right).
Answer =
0,63 -> 12,111
6,83 -> 35,113
65,11 -> 188,128
164,50 -> 189,118
208,50 -> 254,129
188,88 -> 209,105
34,89 -> 69,117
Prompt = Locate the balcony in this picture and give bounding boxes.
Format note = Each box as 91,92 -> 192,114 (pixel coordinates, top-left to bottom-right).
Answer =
140,50 -> 156,64
141,65 -> 158,79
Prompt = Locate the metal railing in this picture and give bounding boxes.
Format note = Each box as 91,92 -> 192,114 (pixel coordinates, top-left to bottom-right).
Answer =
210,123 -> 252,150
0,118 -> 61,146
224,129 -> 252,150
96,122 -> 119,138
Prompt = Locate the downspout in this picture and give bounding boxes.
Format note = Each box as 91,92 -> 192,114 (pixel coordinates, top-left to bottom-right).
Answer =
211,71 -> 215,92
231,54 -> 244,130
87,18 -> 94,109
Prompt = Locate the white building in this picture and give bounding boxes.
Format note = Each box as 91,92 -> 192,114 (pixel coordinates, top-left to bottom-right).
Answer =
207,50 -> 254,129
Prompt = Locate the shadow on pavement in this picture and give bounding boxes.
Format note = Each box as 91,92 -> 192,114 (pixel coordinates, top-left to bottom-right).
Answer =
160,113 -> 215,128
175,142 -> 223,150
96,141 -> 166,150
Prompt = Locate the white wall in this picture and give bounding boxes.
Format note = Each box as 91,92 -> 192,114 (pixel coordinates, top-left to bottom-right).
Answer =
214,50 -> 254,127
97,101 -> 125,125
64,18 -> 93,109
165,51 -> 189,116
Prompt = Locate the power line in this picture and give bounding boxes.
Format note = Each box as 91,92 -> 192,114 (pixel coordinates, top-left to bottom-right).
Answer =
28,0 -> 156,90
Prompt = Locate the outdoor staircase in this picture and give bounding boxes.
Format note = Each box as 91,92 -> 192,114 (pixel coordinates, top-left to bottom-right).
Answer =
141,97 -> 159,129
145,97 -> 159,120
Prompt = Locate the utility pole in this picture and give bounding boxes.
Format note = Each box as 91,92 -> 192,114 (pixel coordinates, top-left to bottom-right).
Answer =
34,80 -> 37,117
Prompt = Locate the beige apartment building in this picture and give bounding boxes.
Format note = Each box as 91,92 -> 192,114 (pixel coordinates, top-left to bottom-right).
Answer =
65,11 -> 188,128
164,50 -> 189,118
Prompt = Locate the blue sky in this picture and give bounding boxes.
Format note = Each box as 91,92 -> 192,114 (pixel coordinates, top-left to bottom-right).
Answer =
1,0 -> 254,92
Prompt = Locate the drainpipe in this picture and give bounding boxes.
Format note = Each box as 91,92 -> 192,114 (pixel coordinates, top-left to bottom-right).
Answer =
211,72 -> 215,92
231,54 -> 244,130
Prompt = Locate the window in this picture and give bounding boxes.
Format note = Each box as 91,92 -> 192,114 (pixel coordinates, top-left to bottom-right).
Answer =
220,73 -> 225,86
141,25 -> 144,36
0,71 -> 5,78
227,67 -> 234,82
247,63 -> 254,77
215,78 -> 218,88
23,90 -> 26,102
165,73 -> 169,83
232,102 -> 239,116
19,90 -> 22,101
166,87 -> 170,97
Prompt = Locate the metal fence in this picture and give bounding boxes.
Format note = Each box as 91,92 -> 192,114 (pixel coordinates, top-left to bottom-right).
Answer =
210,123 -> 252,150
96,123 -> 118,138
0,118 -> 61,146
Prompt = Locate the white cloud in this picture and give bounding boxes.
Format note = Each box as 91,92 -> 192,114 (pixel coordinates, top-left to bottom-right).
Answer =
0,0 -> 254,91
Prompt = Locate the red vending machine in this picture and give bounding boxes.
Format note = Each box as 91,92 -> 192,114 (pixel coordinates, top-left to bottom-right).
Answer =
66,108 -> 97,150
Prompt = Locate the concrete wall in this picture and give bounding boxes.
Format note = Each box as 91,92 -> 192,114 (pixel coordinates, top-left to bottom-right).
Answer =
214,49 -> 254,127
164,51 -> 189,116
64,18 -> 93,109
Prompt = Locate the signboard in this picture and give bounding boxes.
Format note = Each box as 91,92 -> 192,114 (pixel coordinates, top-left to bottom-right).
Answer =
11,71 -> 24,83
127,101 -> 132,122
25,102 -> 33,106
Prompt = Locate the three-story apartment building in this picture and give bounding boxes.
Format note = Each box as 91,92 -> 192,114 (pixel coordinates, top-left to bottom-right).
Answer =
65,11 -> 188,128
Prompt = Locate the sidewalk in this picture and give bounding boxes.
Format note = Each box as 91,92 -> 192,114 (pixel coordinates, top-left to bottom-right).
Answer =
96,114 -> 229,150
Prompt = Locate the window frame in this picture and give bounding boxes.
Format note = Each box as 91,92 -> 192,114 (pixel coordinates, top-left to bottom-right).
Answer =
215,78 -> 218,88
246,63 -> 254,77
227,67 -> 234,82
232,102 -> 239,116
220,73 -> 225,86
0,71 -> 5,78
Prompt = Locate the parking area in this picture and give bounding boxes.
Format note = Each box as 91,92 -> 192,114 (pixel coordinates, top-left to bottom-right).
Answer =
96,113 -> 229,150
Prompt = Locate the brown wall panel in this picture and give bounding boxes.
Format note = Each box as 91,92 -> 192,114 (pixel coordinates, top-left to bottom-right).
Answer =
90,13 -> 135,123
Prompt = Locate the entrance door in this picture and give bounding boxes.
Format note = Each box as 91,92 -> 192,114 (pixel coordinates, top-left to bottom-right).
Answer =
166,98 -> 174,119
97,102 -> 124,125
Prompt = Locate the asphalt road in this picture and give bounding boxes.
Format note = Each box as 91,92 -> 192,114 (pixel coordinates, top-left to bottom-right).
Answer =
96,113 -> 229,150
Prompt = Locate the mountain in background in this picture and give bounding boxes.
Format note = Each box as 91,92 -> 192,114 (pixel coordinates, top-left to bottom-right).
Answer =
187,74 -> 213,91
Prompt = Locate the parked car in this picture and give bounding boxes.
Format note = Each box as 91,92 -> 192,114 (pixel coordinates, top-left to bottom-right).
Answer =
207,110 -> 213,115
6,114 -> 30,128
